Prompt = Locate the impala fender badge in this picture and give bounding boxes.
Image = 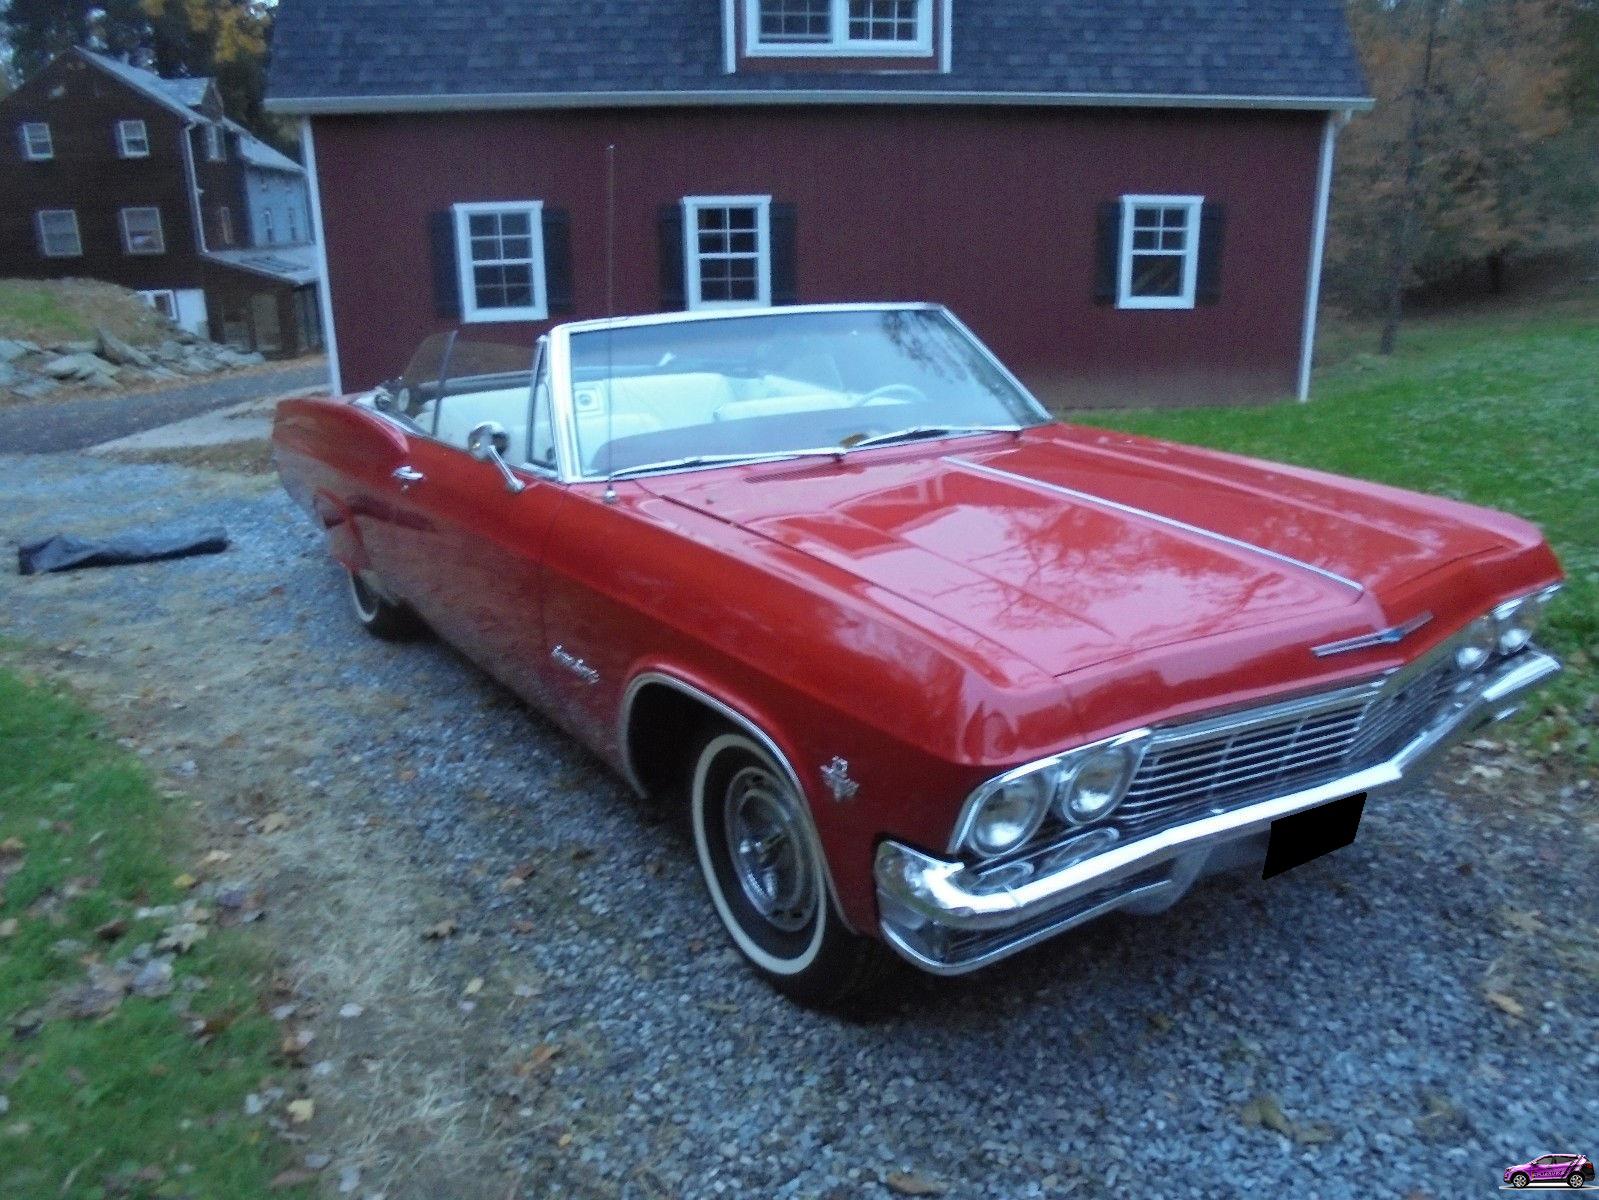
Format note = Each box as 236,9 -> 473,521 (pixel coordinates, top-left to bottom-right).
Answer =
550,644 -> 600,685
1312,612 -> 1434,657
821,757 -> 859,802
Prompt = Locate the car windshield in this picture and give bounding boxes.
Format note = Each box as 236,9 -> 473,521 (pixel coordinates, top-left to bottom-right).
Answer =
567,308 -> 1046,477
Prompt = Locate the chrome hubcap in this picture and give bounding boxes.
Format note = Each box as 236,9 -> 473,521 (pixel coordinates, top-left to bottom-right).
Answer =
723,766 -> 815,932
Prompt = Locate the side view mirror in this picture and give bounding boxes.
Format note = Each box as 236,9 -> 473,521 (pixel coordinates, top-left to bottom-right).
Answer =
466,421 -> 526,494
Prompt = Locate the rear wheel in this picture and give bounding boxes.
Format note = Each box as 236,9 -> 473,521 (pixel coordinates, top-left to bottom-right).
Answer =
345,568 -> 421,640
1512,1173 -> 1529,1189
1568,1173 -> 1585,1189
689,729 -> 887,1007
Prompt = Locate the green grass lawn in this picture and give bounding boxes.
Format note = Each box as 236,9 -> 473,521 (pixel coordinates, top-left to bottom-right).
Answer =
1071,293 -> 1599,761
0,667 -> 310,1198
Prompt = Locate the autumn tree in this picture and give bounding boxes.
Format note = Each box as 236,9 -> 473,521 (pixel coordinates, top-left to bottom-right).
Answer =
1327,0 -> 1596,345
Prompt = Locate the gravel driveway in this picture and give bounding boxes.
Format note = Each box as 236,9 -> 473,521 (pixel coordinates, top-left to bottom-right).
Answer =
2,450 -> 1594,1200
0,362 -> 325,453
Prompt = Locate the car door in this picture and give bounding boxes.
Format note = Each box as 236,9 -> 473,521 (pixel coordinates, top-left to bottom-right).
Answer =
379,342 -> 570,708
1532,1156 -> 1557,1181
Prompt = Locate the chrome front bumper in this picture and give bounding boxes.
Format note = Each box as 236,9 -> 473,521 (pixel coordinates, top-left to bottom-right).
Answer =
875,648 -> 1561,975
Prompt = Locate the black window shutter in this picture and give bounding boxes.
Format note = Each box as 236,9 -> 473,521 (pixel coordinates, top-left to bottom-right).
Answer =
658,204 -> 685,311
428,211 -> 461,319
769,202 -> 798,305
1093,201 -> 1121,305
1195,201 -> 1226,306
542,207 -> 573,315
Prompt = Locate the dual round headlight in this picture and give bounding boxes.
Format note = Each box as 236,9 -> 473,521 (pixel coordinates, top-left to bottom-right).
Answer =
1492,587 -> 1557,656
960,737 -> 1144,858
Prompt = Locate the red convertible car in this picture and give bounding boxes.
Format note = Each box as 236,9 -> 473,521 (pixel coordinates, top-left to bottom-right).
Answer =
273,304 -> 1562,1004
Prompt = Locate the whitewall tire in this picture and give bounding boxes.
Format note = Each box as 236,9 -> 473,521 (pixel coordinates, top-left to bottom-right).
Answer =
689,729 -> 887,1006
345,568 -> 421,640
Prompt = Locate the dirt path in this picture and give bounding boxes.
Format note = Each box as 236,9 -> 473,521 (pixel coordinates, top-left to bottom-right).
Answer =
2,450 -> 1594,1200
0,362 -> 326,453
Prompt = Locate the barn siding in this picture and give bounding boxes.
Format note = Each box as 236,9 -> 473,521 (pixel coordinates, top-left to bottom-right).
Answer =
312,106 -> 1324,408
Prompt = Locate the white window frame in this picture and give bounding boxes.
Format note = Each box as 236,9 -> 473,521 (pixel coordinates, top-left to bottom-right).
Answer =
287,206 -> 299,243
21,122 -> 53,160
452,200 -> 548,323
116,119 -> 150,158
745,0 -> 933,56
205,124 -> 224,161
1117,194 -> 1204,311
682,195 -> 772,311
138,289 -> 178,320
36,209 -> 82,257
119,206 -> 166,255
262,208 -> 276,244
219,205 -> 234,245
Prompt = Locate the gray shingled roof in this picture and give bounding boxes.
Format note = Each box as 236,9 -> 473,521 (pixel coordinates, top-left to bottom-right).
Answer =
265,0 -> 1369,113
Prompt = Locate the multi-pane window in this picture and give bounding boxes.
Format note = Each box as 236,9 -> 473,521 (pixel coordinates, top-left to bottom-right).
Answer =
36,210 -> 81,257
263,209 -> 276,244
451,201 -> 548,322
749,0 -> 930,52
139,290 -> 178,320
683,197 -> 771,309
1118,195 -> 1203,309
287,207 -> 299,242
21,122 -> 53,160
120,206 -> 165,254
117,119 -> 150,158
847,0 -> 920,41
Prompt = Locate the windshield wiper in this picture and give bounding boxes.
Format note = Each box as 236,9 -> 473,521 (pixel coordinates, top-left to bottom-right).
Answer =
842,424 -> 1023,453
605,448 -> 840,481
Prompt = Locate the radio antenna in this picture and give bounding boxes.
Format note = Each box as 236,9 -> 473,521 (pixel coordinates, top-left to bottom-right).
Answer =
602,143 -> 618,505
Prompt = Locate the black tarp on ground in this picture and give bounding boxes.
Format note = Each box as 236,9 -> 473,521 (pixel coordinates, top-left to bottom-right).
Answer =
18,528 -> 229,575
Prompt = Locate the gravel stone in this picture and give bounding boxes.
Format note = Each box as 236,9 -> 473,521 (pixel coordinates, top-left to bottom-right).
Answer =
1,450 -> 1594,1199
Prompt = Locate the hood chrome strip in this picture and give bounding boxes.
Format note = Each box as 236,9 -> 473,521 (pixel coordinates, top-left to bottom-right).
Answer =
1312,611 -> 1433,656
948,457 -> 1365,596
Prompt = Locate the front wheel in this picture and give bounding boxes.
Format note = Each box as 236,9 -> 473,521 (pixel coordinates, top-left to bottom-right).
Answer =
345,568 -> 422,640
690,729 -> 887,1007
1511,1173 -> 1529,1189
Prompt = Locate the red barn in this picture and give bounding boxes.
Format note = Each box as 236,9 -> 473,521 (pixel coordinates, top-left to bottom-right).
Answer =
265,0 -> 1370,408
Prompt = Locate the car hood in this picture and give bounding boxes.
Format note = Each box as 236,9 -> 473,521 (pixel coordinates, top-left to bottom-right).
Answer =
637,426 -> 1510,679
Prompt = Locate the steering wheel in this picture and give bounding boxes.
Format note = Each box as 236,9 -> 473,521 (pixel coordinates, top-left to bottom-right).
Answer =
849,383 -> 926,408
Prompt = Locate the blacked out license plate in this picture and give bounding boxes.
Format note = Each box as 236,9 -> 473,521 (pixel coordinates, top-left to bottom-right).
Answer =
1263,793 -> 1366,880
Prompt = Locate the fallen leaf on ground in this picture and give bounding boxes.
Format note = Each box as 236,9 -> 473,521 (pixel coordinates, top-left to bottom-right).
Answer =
94,918 -> 129,941
0,837 -> 24,855
200,850 -> 232,867
172,873 -> 198,890
1239,1094 -> 1295,1138
338,1003 -> 363,1019
337,1164 -> 361,1194
422,919 -> 457,940
0,919 -> 17,939
260,812 -> 289,834
885,1171 -> 950,1196
1501,909 -> 1544,936
464,977 -> 484,996
1485,991 -> 1525,1019
286,1099 -> 315,1124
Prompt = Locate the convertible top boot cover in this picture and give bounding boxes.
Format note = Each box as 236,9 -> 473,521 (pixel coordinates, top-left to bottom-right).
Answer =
18,528 -> 229,576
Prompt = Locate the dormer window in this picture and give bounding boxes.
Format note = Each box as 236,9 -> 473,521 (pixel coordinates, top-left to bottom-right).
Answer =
746,0 -> 933,56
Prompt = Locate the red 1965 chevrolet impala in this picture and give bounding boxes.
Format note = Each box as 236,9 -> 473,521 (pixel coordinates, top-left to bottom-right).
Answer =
273,304 -> 1562,1004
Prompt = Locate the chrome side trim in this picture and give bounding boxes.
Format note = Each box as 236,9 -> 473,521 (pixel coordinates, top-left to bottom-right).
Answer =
948,457 -> 1366,596
618,670 -> 856,934
1313,611 -> 1433,657
876,647 -> 1560,974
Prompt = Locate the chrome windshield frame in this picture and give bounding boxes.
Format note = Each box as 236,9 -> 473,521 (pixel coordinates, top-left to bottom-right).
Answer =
543,302 -> 1053,484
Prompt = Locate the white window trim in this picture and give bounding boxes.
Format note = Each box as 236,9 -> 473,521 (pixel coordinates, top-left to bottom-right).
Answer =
219,205 -> 234,245
21,122 -> 53,160
745,0 -> 934,56
682,195 -> 772,311
119,206 -> 166,255
1117,193 -> 1204,311
36,209 -> 81,257
263,209 -> 276,244
116,119 -> 150,158
205,124 -> 224,161
452,200 -> 549,324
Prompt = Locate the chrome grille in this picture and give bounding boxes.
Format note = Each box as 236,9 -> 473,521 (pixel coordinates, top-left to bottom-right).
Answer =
1114,654 -> 1461,841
